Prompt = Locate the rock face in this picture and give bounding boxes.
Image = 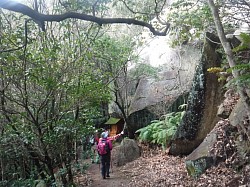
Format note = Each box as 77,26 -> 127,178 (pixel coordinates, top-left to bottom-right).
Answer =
126,45 -> 201,136
185,68 -> 248,177
169,33 -> 225,155
229,98 -> 248,127
113,138 -> 140,166
217,89 -> 239,119
185,133 -> 216,178
185,119 -> 236,178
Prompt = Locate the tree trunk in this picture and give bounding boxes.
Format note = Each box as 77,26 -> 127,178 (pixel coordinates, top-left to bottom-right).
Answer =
207,0 -> 250,142
207,0 -> 250,118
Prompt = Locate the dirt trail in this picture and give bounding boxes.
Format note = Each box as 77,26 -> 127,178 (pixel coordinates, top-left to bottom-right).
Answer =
84,161 -> 129,187
76,144 -> 249,187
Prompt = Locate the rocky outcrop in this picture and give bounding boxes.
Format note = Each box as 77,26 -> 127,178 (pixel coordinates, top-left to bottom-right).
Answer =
126,45 -> 201,136
217,89 -> 239,119
229,98 -> 248,127
185,133 -> 216,178
169,33 -> 225,155
113,138 -> 140,166
185,77 -> 246,177
185,119 -> 237,178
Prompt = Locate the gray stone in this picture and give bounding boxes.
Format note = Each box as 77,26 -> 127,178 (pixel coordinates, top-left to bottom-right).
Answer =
217,89 -> 238,119
125,45 -> 201,137
217,103 -> 230,119
185,133 -> 217,178
170,33 -> 224,155
114,138 -> 140,166
229,99 -> 248,127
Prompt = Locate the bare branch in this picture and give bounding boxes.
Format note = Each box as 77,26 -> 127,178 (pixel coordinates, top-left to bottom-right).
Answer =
0,0 -> 169,36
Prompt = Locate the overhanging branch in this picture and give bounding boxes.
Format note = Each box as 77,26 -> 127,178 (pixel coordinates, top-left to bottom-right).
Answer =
0,0 -> 169,36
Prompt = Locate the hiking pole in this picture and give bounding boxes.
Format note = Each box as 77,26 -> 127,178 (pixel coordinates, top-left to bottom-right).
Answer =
99,158 -> 100,171
109,152 -> 112,173
110,155 -> 113,173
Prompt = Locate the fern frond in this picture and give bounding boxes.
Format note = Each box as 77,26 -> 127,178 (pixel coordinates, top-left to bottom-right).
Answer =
229,64 -> 250,71
136,105 -> 185,148
178,103 -> 187,110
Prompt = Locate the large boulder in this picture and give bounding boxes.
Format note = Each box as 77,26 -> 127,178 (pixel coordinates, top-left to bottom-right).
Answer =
126,45 -> 201,137
169,33 -> 225,155
112,138 -> 140,167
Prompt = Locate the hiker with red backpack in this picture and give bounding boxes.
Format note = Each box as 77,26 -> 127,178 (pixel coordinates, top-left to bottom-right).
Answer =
97,130 -> 123,179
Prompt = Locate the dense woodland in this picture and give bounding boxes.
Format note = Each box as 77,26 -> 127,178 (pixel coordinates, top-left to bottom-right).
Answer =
0,0 -> 250,186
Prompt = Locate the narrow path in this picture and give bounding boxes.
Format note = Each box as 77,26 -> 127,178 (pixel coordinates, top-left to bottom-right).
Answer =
75,145 -> 248,187
85,161 -> 129,187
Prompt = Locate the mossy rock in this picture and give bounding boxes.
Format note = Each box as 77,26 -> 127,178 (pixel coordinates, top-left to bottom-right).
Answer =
186,157 -> 213,178
185,133 -> 217,178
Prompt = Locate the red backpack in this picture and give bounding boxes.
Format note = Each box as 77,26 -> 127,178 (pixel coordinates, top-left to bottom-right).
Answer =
97,139 -> 110,155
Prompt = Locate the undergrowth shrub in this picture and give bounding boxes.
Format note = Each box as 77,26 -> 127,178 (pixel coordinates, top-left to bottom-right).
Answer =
136,106 -> 186,150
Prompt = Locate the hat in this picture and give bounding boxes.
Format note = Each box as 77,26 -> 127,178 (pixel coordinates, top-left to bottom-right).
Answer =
101,132 -> 108,138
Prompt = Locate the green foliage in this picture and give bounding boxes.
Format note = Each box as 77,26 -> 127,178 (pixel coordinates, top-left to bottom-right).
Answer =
225,32 -> 250,87
72,162 -> 89,174
112,0 -> 166,20
58,0 -> 112,14
186,158 -> 207,178
129,63 -> 159,79
228,64 -> 250,72
225,72 -> 250,88
207,67 -> 228,82
90,35 -> 134,75
0,6 -> 131,185
136,108 -> 185,149
210,32 -> 250,86
167,0 -> 214,46
232,33 -> 250,52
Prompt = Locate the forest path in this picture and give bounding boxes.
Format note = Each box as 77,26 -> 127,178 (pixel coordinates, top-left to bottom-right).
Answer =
74,145 -> 245,187
85,160 -> 129,187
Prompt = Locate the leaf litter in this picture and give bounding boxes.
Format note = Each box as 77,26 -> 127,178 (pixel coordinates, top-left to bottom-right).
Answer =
77,142 -> 249,187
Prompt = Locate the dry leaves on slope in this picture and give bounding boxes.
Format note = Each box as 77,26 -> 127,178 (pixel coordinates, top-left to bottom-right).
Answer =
120,144 -> 248,187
